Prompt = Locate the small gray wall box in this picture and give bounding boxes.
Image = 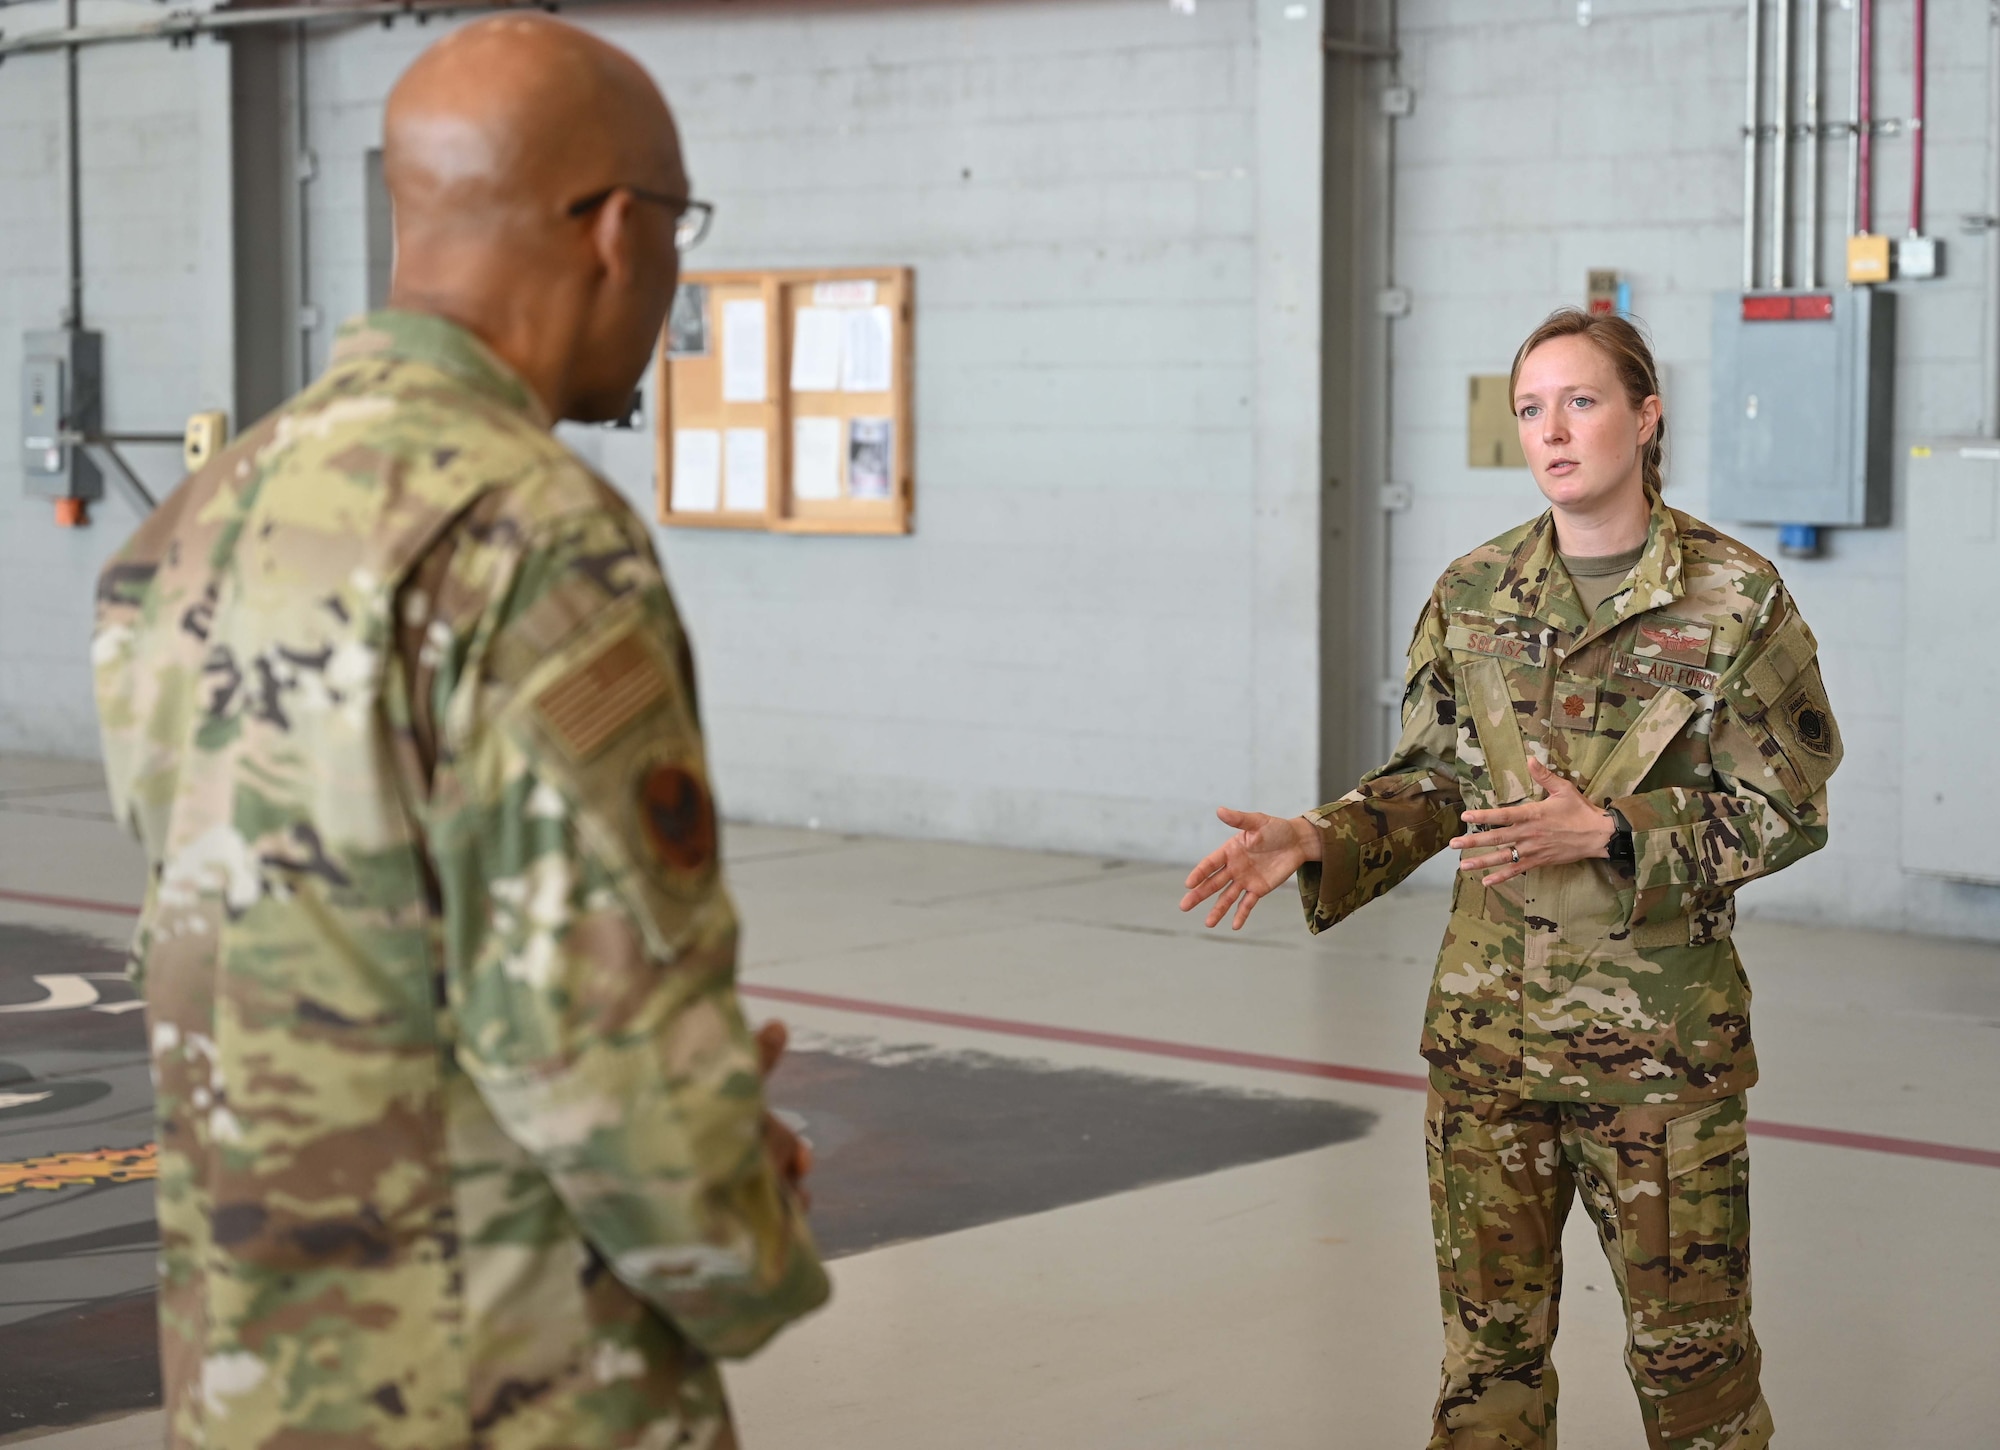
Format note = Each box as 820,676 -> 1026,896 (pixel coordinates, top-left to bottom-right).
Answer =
20,329 -> 103,504
1708,288 -> 1893,527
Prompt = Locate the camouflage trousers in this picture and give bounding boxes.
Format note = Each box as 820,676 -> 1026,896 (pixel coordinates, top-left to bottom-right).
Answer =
1424,1082 -> 1772,1450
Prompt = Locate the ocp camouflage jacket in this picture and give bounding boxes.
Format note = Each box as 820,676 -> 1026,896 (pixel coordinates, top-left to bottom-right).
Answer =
93,311 -> 827,1450
1297,497 -> 1840,1104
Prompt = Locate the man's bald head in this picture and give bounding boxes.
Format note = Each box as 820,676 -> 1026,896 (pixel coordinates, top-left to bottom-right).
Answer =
385,14 -> 684,241
382,16 -> 691,422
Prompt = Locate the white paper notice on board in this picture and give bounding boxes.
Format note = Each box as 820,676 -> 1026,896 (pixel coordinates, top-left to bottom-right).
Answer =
789,307 -> 843,392
792,416 -> 843,501
841,305 -> 894,393
723,428 -> 768,512
721,298 -> 768,402
670,429 -> 722,512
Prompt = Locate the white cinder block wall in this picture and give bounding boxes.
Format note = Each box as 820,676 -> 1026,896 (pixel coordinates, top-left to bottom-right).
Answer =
1387,0 -> 1999,939
298,0 -> 1323,866
1,0 -> 1995,939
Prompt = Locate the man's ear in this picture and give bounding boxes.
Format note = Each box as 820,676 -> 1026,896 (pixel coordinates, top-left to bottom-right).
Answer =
589,188 -> 639,289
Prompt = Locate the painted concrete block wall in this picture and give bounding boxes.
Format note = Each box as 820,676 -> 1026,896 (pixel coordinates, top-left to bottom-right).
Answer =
297,0 -> 1324,864
1388,0 -> 2000,938
0,9 -> 233,756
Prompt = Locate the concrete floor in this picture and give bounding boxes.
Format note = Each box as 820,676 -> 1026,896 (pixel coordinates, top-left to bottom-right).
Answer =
3,750 -> 1997,1448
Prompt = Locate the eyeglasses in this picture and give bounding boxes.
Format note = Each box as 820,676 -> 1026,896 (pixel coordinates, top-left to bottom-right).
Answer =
564,187 -> 714,252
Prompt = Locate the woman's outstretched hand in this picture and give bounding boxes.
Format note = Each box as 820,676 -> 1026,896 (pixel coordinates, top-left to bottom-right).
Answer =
1180,807 -> 1322,931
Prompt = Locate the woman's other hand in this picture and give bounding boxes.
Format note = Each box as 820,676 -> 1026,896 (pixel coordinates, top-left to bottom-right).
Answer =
1449,758 -> 1615,886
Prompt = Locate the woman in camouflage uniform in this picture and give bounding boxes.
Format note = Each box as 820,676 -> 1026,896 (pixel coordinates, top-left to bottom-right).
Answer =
1182,309 -> 1840,1450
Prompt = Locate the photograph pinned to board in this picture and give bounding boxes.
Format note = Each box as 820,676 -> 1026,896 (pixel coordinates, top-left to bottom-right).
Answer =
789,307 -> 843,393
667,284 -> 709,358
841,306 -> 894,393
723,428 -> 769,512
793,416 -> 844,501
670,429 -> 722,512
721,298 -> 768,403
848,418 -> 893,500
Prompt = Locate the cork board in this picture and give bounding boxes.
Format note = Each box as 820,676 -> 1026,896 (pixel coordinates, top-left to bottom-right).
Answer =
657,266 -> 914,535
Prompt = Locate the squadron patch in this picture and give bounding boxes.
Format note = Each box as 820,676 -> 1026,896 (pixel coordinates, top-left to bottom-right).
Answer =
1769,667 -> 1842,797
534,632 -> 670,761
638,763 -> 715,873
1782,691 -> 1835,758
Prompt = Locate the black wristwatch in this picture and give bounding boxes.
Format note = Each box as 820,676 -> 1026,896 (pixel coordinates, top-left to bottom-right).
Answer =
1604,808 -> 1635,873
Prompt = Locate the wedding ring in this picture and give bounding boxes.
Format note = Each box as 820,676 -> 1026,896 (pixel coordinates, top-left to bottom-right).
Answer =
1510,847 -> 1521,863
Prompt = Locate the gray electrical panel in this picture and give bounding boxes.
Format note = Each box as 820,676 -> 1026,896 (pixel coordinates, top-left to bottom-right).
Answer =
1708,288 -> 1893,527
21,328 -> 102,503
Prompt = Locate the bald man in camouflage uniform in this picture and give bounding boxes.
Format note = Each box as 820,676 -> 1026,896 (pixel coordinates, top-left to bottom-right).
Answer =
93,18 -> 824,1450
1184,316 -> 1839,1449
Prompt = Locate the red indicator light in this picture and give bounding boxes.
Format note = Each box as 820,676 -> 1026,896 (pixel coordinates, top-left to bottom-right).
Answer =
1742,295 -> 1792,321
1793,293 -> 1834,319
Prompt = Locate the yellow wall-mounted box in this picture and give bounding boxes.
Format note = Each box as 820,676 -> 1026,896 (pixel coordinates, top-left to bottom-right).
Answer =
1846,233 -> 1891,284
1468,375 -> 1527,468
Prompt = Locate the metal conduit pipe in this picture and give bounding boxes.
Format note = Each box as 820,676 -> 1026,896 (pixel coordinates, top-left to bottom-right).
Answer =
1771,0 -> 1790,289
1909,0 -> 1926,238
1804,0 -> 1822,289
1847,0 -> 1863,239
1859,0 -> 1874,235
1745,0 -> 1763,291
295,24 -> 313,391
61,0 -> 80,326
1987,3 -> 2000,438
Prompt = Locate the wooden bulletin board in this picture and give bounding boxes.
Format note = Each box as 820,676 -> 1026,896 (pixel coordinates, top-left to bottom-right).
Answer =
656,266 -> 914,535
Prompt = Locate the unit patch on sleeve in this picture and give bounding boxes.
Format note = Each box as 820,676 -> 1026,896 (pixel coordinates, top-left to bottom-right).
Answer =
639,762 -> 716,873
1780,686 -> 1837,759
1766,662 -> 1842,799
535,631 -> 671,761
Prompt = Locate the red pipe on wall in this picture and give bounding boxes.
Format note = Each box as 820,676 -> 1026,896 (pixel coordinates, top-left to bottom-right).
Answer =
1859,0 -> 1874,234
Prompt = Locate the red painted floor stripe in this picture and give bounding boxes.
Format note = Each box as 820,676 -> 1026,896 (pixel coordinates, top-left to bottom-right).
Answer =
0,887 -> 140,917
740,982 -> 2000,1172
5,887 -> 1994,1171
743,982 -> 1432,1093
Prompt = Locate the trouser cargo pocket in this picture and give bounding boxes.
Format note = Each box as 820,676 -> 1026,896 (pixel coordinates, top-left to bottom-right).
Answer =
1660,1097 -> 1750,1307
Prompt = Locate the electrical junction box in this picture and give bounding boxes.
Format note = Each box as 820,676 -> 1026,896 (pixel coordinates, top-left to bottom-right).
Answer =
1896,234 -> 1942,280
1846,234 -> 1891,283
1708,288 -> 1892,527
20,328 -> 102,503
1901,439 -> 2000,884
